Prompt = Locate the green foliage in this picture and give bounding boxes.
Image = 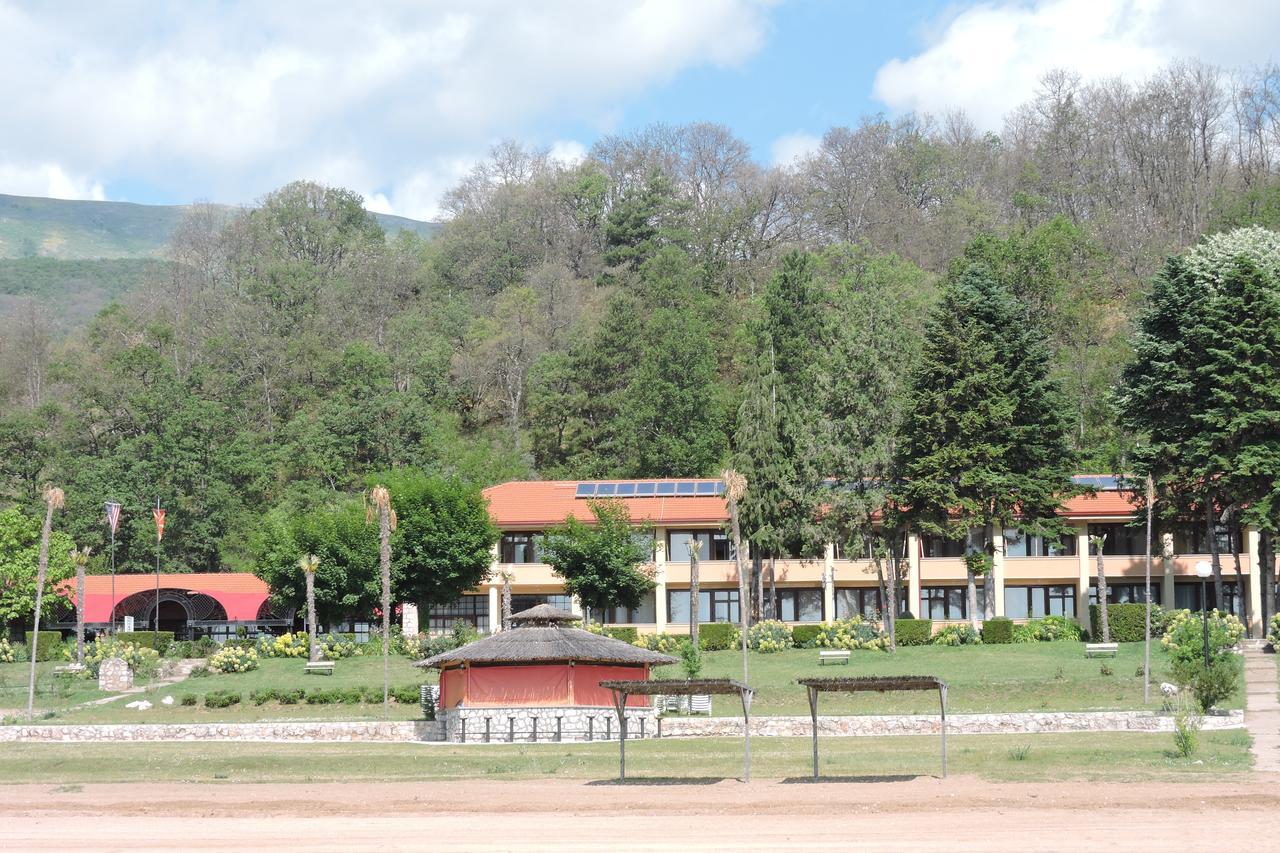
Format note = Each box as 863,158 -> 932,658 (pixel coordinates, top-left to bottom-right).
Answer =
697,623 -> 737,651
790,625 -> 823,647
319,634 -> 362,660
894,619 -> 932,647
1268,613 -> 1280,647
204,690 -> 242,709
679,641 -> 703,679
809,618 -> 888,651
539,500 -> 655,616
0,508 -> 76,623
81,636 -> 159,678
932,624 -> 982,646
1161,609 -> 1244,670
746,620 -> 793,654
256,632 -> 309,659
113,631 -> 174,650
1089,604 -> 1164,643
604,626 -> 640,644
0,638 -> 14,663
180,693 -> 198,706
1176,658 -> 1240,713
980,618 -> 1014,644
1013,616 -> 1083,643
24,631 -> 64,661
1173,700 -> 1202,757
209,646 -> 259,674
631,633 -> 686,654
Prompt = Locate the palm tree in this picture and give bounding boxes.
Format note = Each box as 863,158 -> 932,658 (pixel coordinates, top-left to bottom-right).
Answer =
298,554 -> 320,662
71,546 -> 92,667
26,485 -> 64,718
1091,533 -> 1110,643
499,569 -> 513,631
688,536 -> 702,651
722,469 -> 748,683
367,485 -> 396,717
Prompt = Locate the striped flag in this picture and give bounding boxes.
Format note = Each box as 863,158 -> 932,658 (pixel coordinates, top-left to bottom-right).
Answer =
105,502 -> 122,534
153,507 -> 166,541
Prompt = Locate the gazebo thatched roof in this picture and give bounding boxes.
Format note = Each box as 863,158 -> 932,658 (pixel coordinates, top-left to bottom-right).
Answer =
416,605 -> 678,668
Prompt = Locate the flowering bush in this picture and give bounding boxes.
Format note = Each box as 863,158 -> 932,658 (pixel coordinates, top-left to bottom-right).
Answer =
747,620 -> 793,654
632,632 -> 688,654
400,632 -> 432,659
931,624 -> 982,646
319,634 -> 361,660
1161,609 -> 1244,664
84,637 -> 160,678
0,638 -> 14,663
1268,613 -> 1280,647
258,632 -> 309,659
1013,615 -> 1084,643
811,618 -> 888,651
209,645 -> 259,673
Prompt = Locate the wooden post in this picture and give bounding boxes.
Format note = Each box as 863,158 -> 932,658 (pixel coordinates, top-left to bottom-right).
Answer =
939,683 -> 948,779
611,689 -> 628,781
808,685 -> 820,780
740,688 -> 754,783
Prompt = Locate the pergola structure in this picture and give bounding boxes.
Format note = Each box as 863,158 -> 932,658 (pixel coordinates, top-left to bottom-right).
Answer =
797,675 -> 949,779
599,678 -> 755,782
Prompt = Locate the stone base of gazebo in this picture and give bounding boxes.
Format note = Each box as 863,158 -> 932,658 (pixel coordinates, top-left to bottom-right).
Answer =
441,706 -> 659,743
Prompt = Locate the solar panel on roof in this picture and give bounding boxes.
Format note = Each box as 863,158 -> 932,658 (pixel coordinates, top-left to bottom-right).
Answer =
575,483 -> 595,497
636,482 -> 656,495
596,483 -> 616,496
676,482 -> 695,495
1074,475 -> 1122,490
695,481 -> 719,495
656,482 -> 676,495
615,483 -> 636,496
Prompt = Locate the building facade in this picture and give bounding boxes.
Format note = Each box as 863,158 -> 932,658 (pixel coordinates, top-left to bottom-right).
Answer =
423,476 -> 1267,638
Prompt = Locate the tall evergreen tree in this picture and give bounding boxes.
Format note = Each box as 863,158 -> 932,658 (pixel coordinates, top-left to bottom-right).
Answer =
895,263 -> 1078,627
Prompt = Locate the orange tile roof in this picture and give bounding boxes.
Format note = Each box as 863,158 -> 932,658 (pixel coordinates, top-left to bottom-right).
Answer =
69,573 -> 270,597
484,480 -> 730,528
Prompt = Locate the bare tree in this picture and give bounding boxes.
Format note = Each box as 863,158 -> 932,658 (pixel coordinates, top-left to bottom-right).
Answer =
298,554 -> 320,662
367,485 -> 396,717
71,546 -> 91,667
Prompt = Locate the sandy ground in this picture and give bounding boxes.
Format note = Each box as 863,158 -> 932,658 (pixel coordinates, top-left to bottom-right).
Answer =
3,776 -> 1277,851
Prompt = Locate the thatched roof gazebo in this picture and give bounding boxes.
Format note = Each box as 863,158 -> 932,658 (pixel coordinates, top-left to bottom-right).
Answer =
417,605 -> 676,740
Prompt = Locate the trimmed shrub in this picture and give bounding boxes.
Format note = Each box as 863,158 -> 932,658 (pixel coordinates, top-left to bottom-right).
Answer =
1089,603 -> 1164,642
605,627 -> 640,644
895,619 -> 932,647
204,690 -> 241,709
180,693 -> 198,706
222,638 -> 258,650
84,637 -> 160,679
24,631 -> 64,661
278,688 -> 305,705
249,688 -> 278,706
209,645 -> 259,673
1013,615 -> 1083,643
791,625 -> 823,648
192,636 -> 218,658
932,624 -> 982,646
113,631 -> 174,650
632,632 -> 686,654
746,620 -> 793,653
391,684 -> 421,704
319,634 -> 360,660
697,623 -> 737,651
981,618 -> 1014,644
305,689 -> 341,705
811,618 -> 888,651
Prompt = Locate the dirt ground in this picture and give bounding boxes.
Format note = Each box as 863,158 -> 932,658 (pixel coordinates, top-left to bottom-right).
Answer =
3,776 -> 1277,851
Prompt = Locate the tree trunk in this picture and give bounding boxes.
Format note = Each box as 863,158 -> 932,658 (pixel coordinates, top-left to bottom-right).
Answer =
1207,502 -> 1224,611
1262,532 -> 1274,635
752,551 -> 763,622
306,571 -> 317,662
689,544 -> 701,649
728,496 -> 748,683
884,539 -> 898,652
1226,516 -> 1249,636
75,560 -> 85,666
966,567 -> 979,630
501,574 -> 512,631
768,557 -> 777,620
983,523 -> 997,622
379,506 -> 391,717
1096,537 -> 1110,644
26,500 -> 55,718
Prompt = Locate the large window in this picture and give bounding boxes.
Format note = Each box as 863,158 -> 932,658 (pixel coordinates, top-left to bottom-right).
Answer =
667,530 -> 731,562
511,594 -> 573,614
1088,583 -> 1161,605
1087,524 -> 1147,556
921,527 -> 983,558
835,587 -> 910,619
1004,585 -> 1077,619
500,532 -> 541,563
668,589 -> 740,623
1174,581 -> 1241,615
774,588 -> 824,622
600,592 -> 657,624
1172,524 -> 1243,555
920,586 -> 968,620
1003,529 -> 1077,557
427,596 -> 488,633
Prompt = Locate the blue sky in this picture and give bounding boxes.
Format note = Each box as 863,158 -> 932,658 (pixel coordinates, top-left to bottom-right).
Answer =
0,0 -> 1276,219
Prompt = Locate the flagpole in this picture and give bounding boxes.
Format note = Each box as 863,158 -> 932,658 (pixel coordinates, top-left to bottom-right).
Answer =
154,497 -> 161,637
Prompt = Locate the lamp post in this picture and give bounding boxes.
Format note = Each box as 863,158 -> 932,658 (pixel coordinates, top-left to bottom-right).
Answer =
1195,560 -> 1213,668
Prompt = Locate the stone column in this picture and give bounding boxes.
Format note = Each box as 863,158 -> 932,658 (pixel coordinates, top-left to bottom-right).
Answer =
907,533 -> 921,618
653,526 -> 668,633
992,528 -> 1006,617
488,586 -> 500,634
1076,524 -> 1090,629
1248,527 -> 1263,637
1161,532 -> 1176,611
822,542 -> 836,622
400,603 -> 419,636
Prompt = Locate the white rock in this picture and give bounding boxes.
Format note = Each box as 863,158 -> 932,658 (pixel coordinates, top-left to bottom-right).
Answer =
161,695 -> 175,705
124,700 -> 152,711
1160,682 -> 1179,696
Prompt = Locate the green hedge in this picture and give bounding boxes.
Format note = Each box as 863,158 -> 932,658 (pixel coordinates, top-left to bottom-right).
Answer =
114,631 -> 175,650
24,631 -> 63,661
222,638 -> 258,650
204,690 -> 241,708
981,618 -> 1014,644
698,623 -> 736,651
791,625 -> 823,648
895,619 -> 932,646
1090,603 -> 1162,643
604,627 -> 639,644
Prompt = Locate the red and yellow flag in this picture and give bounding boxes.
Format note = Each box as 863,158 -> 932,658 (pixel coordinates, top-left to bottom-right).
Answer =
153,507 -> 166,541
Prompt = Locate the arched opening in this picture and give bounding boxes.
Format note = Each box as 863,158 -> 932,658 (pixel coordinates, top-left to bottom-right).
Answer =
154,599 -> 188,633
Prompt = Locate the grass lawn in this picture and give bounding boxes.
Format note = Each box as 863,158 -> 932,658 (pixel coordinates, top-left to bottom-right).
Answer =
0,730 -> 1251,785
0,662 -> 117,718
651,641 -> 1215,716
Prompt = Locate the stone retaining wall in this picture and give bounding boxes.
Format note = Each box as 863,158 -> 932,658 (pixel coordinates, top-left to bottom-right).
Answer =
0,720 -> 444,743
660,709 -> 1245,738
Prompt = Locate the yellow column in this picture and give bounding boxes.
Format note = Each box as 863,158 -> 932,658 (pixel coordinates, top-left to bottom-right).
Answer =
487,585 -> 500,634
907,533 -> 921,618
653,527 -> 668,632
822,542 -> 836,622
1076,524 -> 1090,628
992,529 -> 1006,618
1161,533 -> 1176,610
1248,528 -> 1263,637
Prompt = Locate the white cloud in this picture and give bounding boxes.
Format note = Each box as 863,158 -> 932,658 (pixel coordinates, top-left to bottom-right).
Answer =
0,1 -> 773,217
0,163 -> 106,201
548,140 -> 588,167
873,0 -> 1280,129
770,132 -> 822,167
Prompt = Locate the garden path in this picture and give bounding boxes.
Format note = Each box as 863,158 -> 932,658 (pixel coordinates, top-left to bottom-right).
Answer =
1243,647 -> 1280,772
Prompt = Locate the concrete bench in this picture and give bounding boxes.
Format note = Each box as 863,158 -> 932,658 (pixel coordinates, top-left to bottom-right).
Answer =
304,661 -> 335,675
819,650 -> 851,665
1085,643 -> 1118,658
53,664 -> 85,676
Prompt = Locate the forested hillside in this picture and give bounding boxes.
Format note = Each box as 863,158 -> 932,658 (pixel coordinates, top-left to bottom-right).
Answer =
3,61 -> 1280,575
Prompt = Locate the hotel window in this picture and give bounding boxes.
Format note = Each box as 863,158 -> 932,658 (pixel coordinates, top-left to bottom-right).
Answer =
1088,583 -> 1161,606
667,531 -> 732,562
920,586 -> 968,620
500,532 -> 541,563
1172,524 -> 1243,555
510,594 -> 573,614
601,592 -> 657,624
426,596 -> 489,633
1004,585 -> 1077,619
1003,529 -> 1077,557
774,588 -> 824,622
1173,581 -> 1241,615
835,587 -> 911,619
921,527 -> 984,558
668,589 -> 740,623
1087,524 -> 1146,556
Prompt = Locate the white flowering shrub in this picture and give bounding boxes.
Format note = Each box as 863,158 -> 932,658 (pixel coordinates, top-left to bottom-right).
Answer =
0,638 -> 14,663
747,620 -> 793,654
85,637 -> 160,678
1185,226 -> 1280,285
257,632 -> 309,658
809,618 -> 888,651
209,645 -> 260,673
